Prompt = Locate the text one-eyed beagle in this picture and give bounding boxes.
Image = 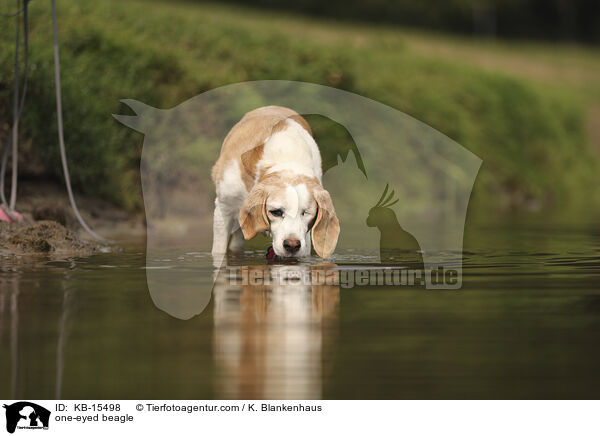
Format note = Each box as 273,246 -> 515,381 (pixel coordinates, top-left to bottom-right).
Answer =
211,106 -> 340,259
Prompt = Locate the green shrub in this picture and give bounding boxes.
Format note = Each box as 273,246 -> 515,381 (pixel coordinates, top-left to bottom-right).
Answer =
0,0 -> 597,213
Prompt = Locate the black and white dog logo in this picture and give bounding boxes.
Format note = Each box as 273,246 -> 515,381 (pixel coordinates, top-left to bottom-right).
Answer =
3,402 -> 50,434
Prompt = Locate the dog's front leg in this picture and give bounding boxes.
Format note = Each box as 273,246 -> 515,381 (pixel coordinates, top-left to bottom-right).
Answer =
212,200 -> 234,257
229,227 -> 245,252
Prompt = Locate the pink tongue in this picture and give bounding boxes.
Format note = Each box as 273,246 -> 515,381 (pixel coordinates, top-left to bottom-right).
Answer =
266,246 -> 277,259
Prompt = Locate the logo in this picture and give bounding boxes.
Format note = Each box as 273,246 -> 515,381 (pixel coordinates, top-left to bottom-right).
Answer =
114,80 -> 481,319
3,402 -> 50,434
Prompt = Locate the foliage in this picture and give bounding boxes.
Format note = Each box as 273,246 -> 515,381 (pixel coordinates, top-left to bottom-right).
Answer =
0,0 -> 597,213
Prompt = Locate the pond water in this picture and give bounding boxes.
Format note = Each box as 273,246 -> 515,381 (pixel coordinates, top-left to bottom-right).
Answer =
1,216 -> 599,399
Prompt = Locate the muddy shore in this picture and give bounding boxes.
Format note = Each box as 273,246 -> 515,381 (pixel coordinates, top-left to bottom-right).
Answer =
0,180 -> 145,256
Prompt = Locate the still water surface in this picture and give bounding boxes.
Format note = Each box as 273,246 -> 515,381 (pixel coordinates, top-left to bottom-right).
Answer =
1,218 -> 599,399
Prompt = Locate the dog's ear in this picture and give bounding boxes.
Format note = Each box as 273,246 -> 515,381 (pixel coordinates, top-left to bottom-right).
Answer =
239,183 -> 269,240
240,144 -> 265,179
311,188 -> 340,258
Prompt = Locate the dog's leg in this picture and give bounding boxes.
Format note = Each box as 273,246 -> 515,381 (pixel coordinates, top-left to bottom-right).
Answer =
212,200 -> 236,270
212,200 -> 233,256
229,227 -> 245,252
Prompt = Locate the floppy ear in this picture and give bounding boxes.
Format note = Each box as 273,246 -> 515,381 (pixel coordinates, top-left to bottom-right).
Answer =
311,188 -> 340,258
238,184 -> 269,240
240,144 -> 265,179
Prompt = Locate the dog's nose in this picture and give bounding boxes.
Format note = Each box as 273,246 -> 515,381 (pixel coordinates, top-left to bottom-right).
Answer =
283,238 -> 301,253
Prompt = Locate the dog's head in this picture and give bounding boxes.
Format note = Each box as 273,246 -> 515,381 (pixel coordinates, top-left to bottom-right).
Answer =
239,173 -> 339,258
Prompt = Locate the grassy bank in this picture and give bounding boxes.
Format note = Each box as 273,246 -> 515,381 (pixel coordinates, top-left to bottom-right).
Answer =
0,0 -> 598,214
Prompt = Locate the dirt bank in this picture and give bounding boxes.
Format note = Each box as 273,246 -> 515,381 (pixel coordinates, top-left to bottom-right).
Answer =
0,220 -> 109,256
0,180 -> 145,256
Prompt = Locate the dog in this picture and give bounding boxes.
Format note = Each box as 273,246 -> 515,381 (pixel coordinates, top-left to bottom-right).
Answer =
211,106 -> 340,259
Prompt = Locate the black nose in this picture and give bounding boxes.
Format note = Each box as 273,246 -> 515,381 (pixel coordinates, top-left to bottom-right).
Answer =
283,238 -> 301,253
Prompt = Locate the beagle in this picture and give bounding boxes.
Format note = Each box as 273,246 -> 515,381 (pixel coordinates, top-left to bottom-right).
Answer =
211,106 -> 340,259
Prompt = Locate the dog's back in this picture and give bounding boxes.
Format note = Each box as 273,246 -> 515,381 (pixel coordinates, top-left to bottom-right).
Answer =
211,106 -> 311,188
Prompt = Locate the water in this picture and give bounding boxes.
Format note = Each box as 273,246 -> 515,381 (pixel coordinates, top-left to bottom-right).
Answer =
1,218 -> 599,399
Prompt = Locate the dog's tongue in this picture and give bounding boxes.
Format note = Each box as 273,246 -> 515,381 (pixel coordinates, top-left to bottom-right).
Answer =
266,246 -> 277,260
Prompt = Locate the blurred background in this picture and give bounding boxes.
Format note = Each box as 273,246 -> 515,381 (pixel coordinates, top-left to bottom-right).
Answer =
1,0 -> 599,220
2,0 -> 600,401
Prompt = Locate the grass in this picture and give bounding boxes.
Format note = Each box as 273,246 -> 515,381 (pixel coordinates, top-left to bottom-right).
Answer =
0,0 -> 598,214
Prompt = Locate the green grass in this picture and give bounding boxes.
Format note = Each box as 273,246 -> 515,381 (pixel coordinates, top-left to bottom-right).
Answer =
0,0 -> 598,214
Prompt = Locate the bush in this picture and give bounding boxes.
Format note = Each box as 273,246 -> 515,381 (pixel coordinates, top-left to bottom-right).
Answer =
0,0 -> 597,213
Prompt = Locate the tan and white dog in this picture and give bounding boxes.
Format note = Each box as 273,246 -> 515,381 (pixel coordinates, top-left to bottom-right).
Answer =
211,106 -> 340,259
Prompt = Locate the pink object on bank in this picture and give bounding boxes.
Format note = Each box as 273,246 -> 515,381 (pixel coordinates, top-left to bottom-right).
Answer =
0,208 -> 12,222
10,210 -> 24,222
0,208 -> 24,223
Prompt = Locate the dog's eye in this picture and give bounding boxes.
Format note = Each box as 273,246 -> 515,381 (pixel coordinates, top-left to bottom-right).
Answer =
269,209 -> 283,217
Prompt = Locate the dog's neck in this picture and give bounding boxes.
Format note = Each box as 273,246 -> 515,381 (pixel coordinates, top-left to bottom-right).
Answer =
256,119 -> 323,183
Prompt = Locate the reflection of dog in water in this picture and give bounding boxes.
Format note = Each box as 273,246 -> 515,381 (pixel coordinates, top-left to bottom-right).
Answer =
366,184 -> 424,268
213,263 -> 339,399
